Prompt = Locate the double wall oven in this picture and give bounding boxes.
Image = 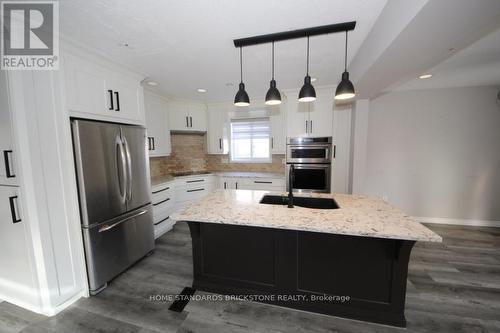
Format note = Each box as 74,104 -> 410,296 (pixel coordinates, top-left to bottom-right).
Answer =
286,137 -> 332,193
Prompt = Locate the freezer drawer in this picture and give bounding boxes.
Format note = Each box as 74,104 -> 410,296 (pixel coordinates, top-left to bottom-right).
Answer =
82,205 -> 154,293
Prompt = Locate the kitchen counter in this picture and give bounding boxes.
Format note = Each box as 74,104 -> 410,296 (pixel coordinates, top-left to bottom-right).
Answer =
150,171 -> 284,185
172,190 -> 441,242
150,174 -> 175,187
175,189 -> 441,327
214,171 -> 285,179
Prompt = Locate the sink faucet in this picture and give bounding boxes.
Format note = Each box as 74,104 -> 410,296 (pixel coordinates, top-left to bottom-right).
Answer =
288,164 -> 294,208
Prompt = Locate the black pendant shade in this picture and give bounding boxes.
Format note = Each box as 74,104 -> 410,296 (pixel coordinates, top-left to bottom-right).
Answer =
335,31 -> 355,100
298,75 -> 316,102
234,47 -> 250,107
265,42 -> 282,105
265,79 -> 281,105
234,82 -> 250,106
298,37 -> 316,102
335,71 -> 355,100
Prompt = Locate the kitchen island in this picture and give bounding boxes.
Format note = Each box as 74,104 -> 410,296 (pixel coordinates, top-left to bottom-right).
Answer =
171,190 -> 441,327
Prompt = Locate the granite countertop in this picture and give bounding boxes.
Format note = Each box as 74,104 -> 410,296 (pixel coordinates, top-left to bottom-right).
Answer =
151,171 -> 285,186
214,171 -> 285,179
150,174 -> 175,187
171,190 -> 442,242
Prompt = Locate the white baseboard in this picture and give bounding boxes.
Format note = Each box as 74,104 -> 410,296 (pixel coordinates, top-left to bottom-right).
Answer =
414,216 -> 500,228
43,290 -> 86,316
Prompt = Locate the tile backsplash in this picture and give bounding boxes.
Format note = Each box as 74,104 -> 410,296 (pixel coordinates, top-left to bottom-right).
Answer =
150,133 -> 285,178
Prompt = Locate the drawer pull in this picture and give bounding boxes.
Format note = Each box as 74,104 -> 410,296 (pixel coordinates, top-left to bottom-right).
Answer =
152,186 -> 170,194
254,181 -> 272,184
154,216 -> 170,226
9,196 -> 21,223
186,179 -> 204,183
187,188 -> 204,193
3,150 -> 15,178
153,198 -> 171,206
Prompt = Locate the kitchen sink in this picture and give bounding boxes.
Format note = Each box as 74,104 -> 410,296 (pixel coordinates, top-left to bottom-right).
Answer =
259,195 -> 339,209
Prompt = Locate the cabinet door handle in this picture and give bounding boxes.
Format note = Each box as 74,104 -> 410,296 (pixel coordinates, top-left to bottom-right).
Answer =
187,188 -> 204,193
310,120 -> 313,133
219,138 -> 222,150
190,116 -> 193,128
186,179 -> 204,183
186,116 -> 189,127
224,181 -> 226,189
333,145 -> 336,158
152,137 -> 155,150
3,150 -> 15,178
108,90 -> 114,110
271,138 -> 274,149
152,186 -> 170,194
305,120 -> 308,133
153,198 -> 170,206
114,91 -> 120,111
9,196 -> 21,223
254,181 -> 272,184
235,182 -> 238,189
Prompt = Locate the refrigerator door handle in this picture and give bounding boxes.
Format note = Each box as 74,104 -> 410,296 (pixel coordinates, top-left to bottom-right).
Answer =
122,135 -> 133,202
98,209 -> 148,233
115,134 -> 127,204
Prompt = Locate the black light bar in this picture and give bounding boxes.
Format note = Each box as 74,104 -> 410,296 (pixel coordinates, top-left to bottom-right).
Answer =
233,21 -> 356,48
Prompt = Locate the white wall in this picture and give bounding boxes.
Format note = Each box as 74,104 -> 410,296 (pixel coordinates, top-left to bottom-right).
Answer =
362,86 -> 500,222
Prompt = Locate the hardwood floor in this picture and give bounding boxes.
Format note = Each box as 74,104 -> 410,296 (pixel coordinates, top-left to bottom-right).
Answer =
1,223 -> 499,333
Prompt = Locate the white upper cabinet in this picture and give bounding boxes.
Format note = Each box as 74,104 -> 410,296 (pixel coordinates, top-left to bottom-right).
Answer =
144,91 -> 171,157
269,104 -> 286,154
206,104 -> 228,154
168,101 -> 207,132
0,72 -> 17,186
189,104 -> 208,132
63,52 -> 145,124
286,95 -> 309,137
285,88 -> 334,138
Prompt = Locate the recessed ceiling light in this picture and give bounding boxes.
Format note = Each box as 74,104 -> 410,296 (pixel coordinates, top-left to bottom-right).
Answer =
146,80 -> 159,86
419,74 -> 433,79
225,82 -> 234,87
311,77 -> 317,82
197,88 -> 207,93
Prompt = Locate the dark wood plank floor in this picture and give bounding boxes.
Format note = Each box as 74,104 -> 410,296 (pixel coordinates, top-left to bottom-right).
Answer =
1,223 -> 499,333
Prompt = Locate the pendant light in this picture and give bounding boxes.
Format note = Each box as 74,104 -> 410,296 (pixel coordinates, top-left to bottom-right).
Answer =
298,36 -> 316,102
335,31 -> 355,100
265,41 -> 281,105
234,47 -> 250,106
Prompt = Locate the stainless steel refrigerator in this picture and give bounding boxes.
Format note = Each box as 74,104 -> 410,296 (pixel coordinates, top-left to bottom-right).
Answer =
71,119 -> 154,294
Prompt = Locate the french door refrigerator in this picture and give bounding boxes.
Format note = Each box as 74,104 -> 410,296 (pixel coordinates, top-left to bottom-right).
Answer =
71,119 -> 154,294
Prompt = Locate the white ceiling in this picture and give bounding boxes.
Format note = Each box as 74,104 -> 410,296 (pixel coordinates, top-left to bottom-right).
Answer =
390,27 -> 500,92
58,0 -> 387,102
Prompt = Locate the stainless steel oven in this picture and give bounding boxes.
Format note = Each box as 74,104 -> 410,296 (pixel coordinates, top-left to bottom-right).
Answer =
286,137 -> 332,193
286,163 -> 331,193
286,137 -> 332,164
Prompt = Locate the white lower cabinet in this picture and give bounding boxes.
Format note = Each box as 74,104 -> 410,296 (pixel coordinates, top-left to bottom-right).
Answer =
220,177 -> 285,191
0,186 -> 38,306
175,175 -> 215,209
151,181 -> 176,239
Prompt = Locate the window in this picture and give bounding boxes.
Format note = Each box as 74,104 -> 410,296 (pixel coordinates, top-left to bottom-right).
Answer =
230,118 -> 271,162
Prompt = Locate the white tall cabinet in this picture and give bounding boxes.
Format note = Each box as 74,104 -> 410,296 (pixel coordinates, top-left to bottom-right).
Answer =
144,91 -> 171,157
